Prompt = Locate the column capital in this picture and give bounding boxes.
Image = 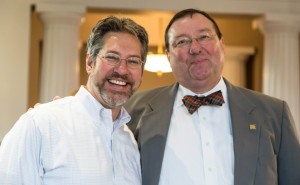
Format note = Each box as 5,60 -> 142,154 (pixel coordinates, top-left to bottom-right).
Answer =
36,2 -> 86,15
36,3 -> 86,27
253,12 -> 300,33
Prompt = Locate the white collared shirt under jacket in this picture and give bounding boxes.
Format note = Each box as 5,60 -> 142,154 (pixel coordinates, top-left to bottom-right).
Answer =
159,78 -> 234,185
0,86 -> 141,185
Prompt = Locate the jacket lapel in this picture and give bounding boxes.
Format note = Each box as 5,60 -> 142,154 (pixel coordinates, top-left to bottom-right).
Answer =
140,83 -> 179,185
225,80 -> 260,185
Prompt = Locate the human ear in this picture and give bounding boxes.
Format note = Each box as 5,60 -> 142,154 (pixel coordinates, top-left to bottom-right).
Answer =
86,53 -> 94,74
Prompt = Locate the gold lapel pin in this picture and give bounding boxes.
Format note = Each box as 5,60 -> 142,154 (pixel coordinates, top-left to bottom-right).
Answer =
249,124 -> 256,130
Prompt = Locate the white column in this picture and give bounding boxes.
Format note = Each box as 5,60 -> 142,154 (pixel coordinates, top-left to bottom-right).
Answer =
254,13 -> 300,136
37,3 -> 85,102
223,46 -> 255,87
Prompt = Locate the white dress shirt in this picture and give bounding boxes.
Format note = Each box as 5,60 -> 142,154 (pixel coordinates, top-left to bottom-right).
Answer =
159,78 -> 234,185
0,86 -> 141,185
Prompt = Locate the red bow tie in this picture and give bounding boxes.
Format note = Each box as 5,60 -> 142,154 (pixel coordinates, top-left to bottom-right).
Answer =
182,90 -> 225,114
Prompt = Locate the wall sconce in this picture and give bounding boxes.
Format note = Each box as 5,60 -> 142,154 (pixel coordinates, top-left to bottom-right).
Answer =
145,53 -> 172,76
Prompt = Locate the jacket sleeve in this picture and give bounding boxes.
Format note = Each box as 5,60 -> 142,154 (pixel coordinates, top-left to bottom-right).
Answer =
278,101 -> 300,185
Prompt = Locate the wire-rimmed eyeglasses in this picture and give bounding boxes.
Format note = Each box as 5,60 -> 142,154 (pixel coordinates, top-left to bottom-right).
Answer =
172,31 -> 217,48
98,53 -> 144,69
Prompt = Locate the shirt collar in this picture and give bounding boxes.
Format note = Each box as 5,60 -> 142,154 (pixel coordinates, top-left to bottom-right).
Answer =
75,86 -> 131,128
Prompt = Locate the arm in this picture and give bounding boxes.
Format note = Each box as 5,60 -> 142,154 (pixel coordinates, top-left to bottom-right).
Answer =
278,101 -> 300,184
0,111 -> 43,185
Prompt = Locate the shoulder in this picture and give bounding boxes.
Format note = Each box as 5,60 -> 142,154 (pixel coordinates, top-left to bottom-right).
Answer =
126,83 -> 178,105
34,96 -> 78,113
22,96 -> 80,127
234,85 -> 283,105
227,81 -> 292,120
226,79 -> 283,104
133,84 -> 174,98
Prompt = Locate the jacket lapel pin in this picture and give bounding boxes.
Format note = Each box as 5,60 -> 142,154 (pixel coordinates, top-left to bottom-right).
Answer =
249,124 -> 256,131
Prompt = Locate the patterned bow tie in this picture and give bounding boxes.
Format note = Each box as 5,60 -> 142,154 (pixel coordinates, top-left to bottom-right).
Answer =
182,90 -> 225,114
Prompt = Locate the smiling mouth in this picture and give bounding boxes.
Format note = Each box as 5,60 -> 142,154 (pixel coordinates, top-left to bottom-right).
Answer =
109,79 -> 127,86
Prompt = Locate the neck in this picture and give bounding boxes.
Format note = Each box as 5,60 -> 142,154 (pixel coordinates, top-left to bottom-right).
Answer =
111,107 -> 121,121
186,77 -> 221,94
84,85 -> 122,122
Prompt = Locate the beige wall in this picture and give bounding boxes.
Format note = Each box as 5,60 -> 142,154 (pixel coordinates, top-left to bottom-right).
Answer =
0,2 -> 31,140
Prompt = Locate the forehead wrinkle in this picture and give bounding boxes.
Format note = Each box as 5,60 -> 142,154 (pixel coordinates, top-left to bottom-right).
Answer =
175,28 -> 214,39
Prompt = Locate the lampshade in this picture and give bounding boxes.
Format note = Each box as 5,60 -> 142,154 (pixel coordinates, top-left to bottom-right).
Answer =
145,53 -> 172,76
144,17 -> 172,76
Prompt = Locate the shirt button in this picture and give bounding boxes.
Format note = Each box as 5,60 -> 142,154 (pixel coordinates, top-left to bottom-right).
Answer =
208,167 -> 212,172
206,142 -> 210,146
203,117 -> 207,121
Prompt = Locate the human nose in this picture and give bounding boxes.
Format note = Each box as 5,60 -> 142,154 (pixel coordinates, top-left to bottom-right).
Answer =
188,38 -> 202,54
114,59 -> 130,74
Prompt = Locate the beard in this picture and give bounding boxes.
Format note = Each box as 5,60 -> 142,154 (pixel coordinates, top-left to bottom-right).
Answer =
93,72 -> 136,108
99,85 -> 132,108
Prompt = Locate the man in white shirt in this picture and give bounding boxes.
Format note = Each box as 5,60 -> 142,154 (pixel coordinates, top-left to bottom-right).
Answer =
0,15 -> 148,185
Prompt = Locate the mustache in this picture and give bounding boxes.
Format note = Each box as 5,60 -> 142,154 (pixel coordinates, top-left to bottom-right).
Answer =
107,72 -> 134,85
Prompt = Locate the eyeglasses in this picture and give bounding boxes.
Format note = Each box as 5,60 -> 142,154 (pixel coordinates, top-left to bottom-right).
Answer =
172,32 -> 217,48
99,53 -> 144,69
